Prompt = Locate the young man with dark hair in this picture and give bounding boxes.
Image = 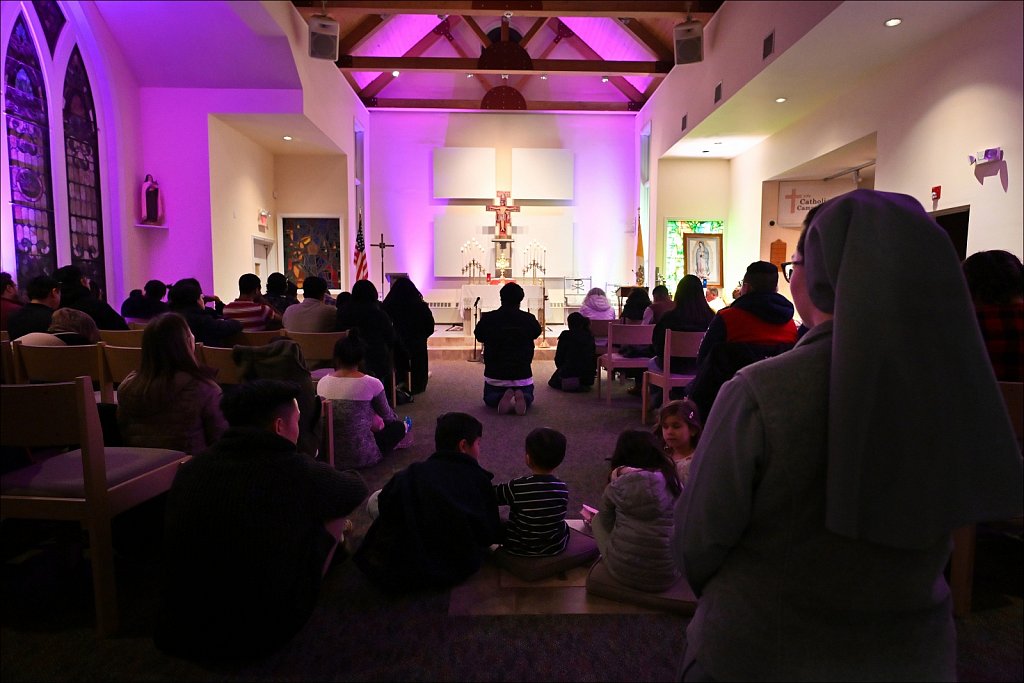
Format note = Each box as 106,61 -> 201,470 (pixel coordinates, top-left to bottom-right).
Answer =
222,272 -> 282,331
120,279 -> 169,322
474,281 -> 542,415
282,275 -> 335,332
264,271 -> 299,315
645,284 -> 675,324
493,427 -> 570,556
54,264 -> 128,330
7,275 -> 60,339
168,278 -> 242,348
156,379 -> 368,661
354,412 -> 502,591
0,272 -> 23,331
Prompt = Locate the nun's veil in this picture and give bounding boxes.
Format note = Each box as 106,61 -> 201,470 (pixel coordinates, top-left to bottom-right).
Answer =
801,189 -> 1021,549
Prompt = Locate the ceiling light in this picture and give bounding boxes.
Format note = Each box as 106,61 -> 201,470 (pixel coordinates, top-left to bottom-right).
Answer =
540,74 -> 548,80
702,150 -> 711,154
884,18 -> 902,27
601,76 -> 610,83
391,70 -> 400,77
466,73 -> 474,78
282,135 -> 293,141
501,74 -> 509,80
713,141 -> 723,145
775,97 -> 787,103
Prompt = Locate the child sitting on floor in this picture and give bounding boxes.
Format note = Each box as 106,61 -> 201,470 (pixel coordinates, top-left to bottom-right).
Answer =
548,312 -> 597,392
493,427 -> 570,556
590,429 -> 681,592
655,399 -> 703,486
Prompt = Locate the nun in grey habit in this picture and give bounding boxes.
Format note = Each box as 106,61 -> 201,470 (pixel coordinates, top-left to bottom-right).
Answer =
672,189 -> 1022,682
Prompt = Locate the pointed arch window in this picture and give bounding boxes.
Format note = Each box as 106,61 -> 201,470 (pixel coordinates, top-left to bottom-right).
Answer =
4,14 -> 57,286
63,46 -> 105,293
30,0 -> 66,57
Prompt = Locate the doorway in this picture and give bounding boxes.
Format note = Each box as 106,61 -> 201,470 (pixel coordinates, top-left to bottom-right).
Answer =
252,237 -> 275,279
930,205 -> 970,261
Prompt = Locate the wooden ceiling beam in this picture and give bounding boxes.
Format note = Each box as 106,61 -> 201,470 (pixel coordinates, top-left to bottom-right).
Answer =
340,56 -> 671,76
446,25 -> 494,91
292,2 -> 694,20
364,97 -> 640,112
546,19 -> 645,103
460,15 -> 491,47
337,14 -> 389,54
357,15 -> 465,99
512,25 -> 559,91
518,18 -> 549,49
616,17 -> 673,62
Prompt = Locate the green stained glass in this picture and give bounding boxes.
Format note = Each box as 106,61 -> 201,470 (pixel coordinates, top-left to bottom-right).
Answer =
664,219 -> 724,288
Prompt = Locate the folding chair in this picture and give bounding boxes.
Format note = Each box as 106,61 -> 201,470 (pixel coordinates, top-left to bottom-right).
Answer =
197,344 -> 244,385
284,330 -> 347,380
1,376 -> 191,635
596,324 -> 654,404
11,340 -> 114,403
641,330 -> 704,424
100,344 -> 143,385
589,318 -> 611,358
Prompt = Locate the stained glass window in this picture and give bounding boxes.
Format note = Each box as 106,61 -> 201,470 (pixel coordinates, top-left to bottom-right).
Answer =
4,14 -> 58,287
664,219 -> 724,289
30,0 -> 65,57
63,46 -> 105,294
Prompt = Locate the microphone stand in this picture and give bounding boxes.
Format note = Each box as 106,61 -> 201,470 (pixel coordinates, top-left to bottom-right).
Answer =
467,297 -> 483,363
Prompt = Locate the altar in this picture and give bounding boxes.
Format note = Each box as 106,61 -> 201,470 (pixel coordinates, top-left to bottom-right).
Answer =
460,283 -> 544,314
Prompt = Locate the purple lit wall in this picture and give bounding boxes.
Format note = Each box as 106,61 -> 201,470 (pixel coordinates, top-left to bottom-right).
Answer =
368,111 -> 636,296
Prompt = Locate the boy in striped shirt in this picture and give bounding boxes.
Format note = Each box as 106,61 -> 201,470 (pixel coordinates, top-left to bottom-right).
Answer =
494,428 -> 570,556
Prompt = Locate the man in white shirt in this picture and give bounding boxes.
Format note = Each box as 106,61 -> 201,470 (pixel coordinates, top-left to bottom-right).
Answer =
705,286 -> 727,313
282,276 -> 336,332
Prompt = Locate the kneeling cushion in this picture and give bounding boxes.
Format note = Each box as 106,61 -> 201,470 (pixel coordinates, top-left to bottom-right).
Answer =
491,528 -> 598,582
585,557 -> 697,615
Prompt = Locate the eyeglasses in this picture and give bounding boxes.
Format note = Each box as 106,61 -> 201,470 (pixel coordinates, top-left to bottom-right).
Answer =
781,260 -> 803,283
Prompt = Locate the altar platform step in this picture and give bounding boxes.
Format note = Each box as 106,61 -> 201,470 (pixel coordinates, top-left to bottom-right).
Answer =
427,326 -> 561,361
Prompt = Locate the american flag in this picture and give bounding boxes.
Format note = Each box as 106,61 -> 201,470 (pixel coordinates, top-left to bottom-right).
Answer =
353,212 -> 368,282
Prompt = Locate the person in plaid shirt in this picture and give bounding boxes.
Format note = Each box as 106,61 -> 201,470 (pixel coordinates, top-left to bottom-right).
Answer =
963,249 -> 1023,382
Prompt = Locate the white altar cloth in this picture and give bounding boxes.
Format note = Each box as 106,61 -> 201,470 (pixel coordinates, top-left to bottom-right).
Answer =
460,283 -> 544,335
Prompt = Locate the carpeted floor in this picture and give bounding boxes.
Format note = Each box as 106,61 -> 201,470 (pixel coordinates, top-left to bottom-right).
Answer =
2,359 -> 1021,681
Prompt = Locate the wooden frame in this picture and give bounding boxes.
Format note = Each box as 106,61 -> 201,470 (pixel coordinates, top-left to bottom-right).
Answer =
641,330 -> 704,424
684,233 -> 724,288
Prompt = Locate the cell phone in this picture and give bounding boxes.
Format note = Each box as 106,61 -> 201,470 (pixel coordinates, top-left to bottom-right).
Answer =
580,504 -> 598,522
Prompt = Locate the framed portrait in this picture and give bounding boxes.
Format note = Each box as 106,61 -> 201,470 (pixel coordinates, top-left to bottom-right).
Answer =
684,233 -> 724,288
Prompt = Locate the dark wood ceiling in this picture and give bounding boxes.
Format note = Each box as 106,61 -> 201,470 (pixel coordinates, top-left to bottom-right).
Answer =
292,1 -> 724,112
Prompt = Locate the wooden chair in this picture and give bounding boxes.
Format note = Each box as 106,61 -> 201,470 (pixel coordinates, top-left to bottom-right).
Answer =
283,330 -> 347,367
596,323 -> 654,404
197,344 -> 244,385
589,318 -> 611,357
0,376 -> 191,635
11,340 -> 114,403
228,329 -> 286,347
100,344 -> 143,385
950,381 -> 1023,618
127,321 -> 150,330
641,330 -> 705,424
98,329 -> 145,347
0,329 -> 9,341
319,397 -> 335,467
0,339 -> 13,383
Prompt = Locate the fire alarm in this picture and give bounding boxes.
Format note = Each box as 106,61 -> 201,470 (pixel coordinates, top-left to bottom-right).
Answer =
931,185 -> 941,201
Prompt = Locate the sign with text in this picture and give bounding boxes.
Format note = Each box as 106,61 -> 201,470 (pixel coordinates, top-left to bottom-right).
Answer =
777,179 -> 856,227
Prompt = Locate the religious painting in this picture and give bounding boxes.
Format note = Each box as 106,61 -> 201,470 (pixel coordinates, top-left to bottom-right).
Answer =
684,233 -> 724,288
282,216 -> 341,288
664,219 -> 723,288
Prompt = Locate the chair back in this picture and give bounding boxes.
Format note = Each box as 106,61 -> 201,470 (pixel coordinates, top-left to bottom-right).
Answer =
0,339 -> 13,383
606,323 -> 654,350
101,345 -> 143,384
237,329 -> 286,346
128,321 -> 150,330
284,330 -> 348,365
1,375 -> 94,450
0,329 -> 9,341
98,329 -> 145,347
999,381 -> 1023,442
662,330 -> 704,368
197,344 -> 244,385
11,340 -> 113,403
589,318 -> 611,355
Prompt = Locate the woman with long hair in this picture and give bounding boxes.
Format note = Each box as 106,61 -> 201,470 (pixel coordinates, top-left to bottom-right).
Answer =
382,276 -> 435,395
336,279 -> 398,405
117,312 -> 227,453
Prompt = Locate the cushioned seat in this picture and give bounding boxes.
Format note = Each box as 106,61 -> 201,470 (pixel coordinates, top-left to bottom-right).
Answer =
490,527 -> 599,582
585,557 -> 697,615
1,447 -> 188,497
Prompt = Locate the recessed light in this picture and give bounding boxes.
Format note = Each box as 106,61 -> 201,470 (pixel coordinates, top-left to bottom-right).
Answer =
391,70 -> 400,77
775,97 -> 787,103
601,76 -> 610,83
282,135 -> 293,141
884,18 -> 902,27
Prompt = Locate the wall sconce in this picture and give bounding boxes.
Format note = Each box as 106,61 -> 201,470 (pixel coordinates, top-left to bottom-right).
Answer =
969,147 -> 1003,165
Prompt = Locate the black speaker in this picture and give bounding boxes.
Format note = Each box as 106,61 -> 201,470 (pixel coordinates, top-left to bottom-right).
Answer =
674,19 -> 704,65
308,16 -> 339,61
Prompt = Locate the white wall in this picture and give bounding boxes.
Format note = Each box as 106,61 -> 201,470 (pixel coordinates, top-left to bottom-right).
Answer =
369,111 -> 636,296
654,158 -> 731,285
731,1 -> 1023,264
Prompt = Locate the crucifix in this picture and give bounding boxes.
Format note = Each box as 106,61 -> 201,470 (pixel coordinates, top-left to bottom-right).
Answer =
487,191 -> 519,281
373,233 -> 394,295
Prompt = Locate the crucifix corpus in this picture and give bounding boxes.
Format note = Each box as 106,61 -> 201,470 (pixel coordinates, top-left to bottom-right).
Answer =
487,191 -> 519,281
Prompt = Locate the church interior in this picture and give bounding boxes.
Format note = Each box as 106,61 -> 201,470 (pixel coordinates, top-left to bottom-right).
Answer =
1,1 -> 1022,680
